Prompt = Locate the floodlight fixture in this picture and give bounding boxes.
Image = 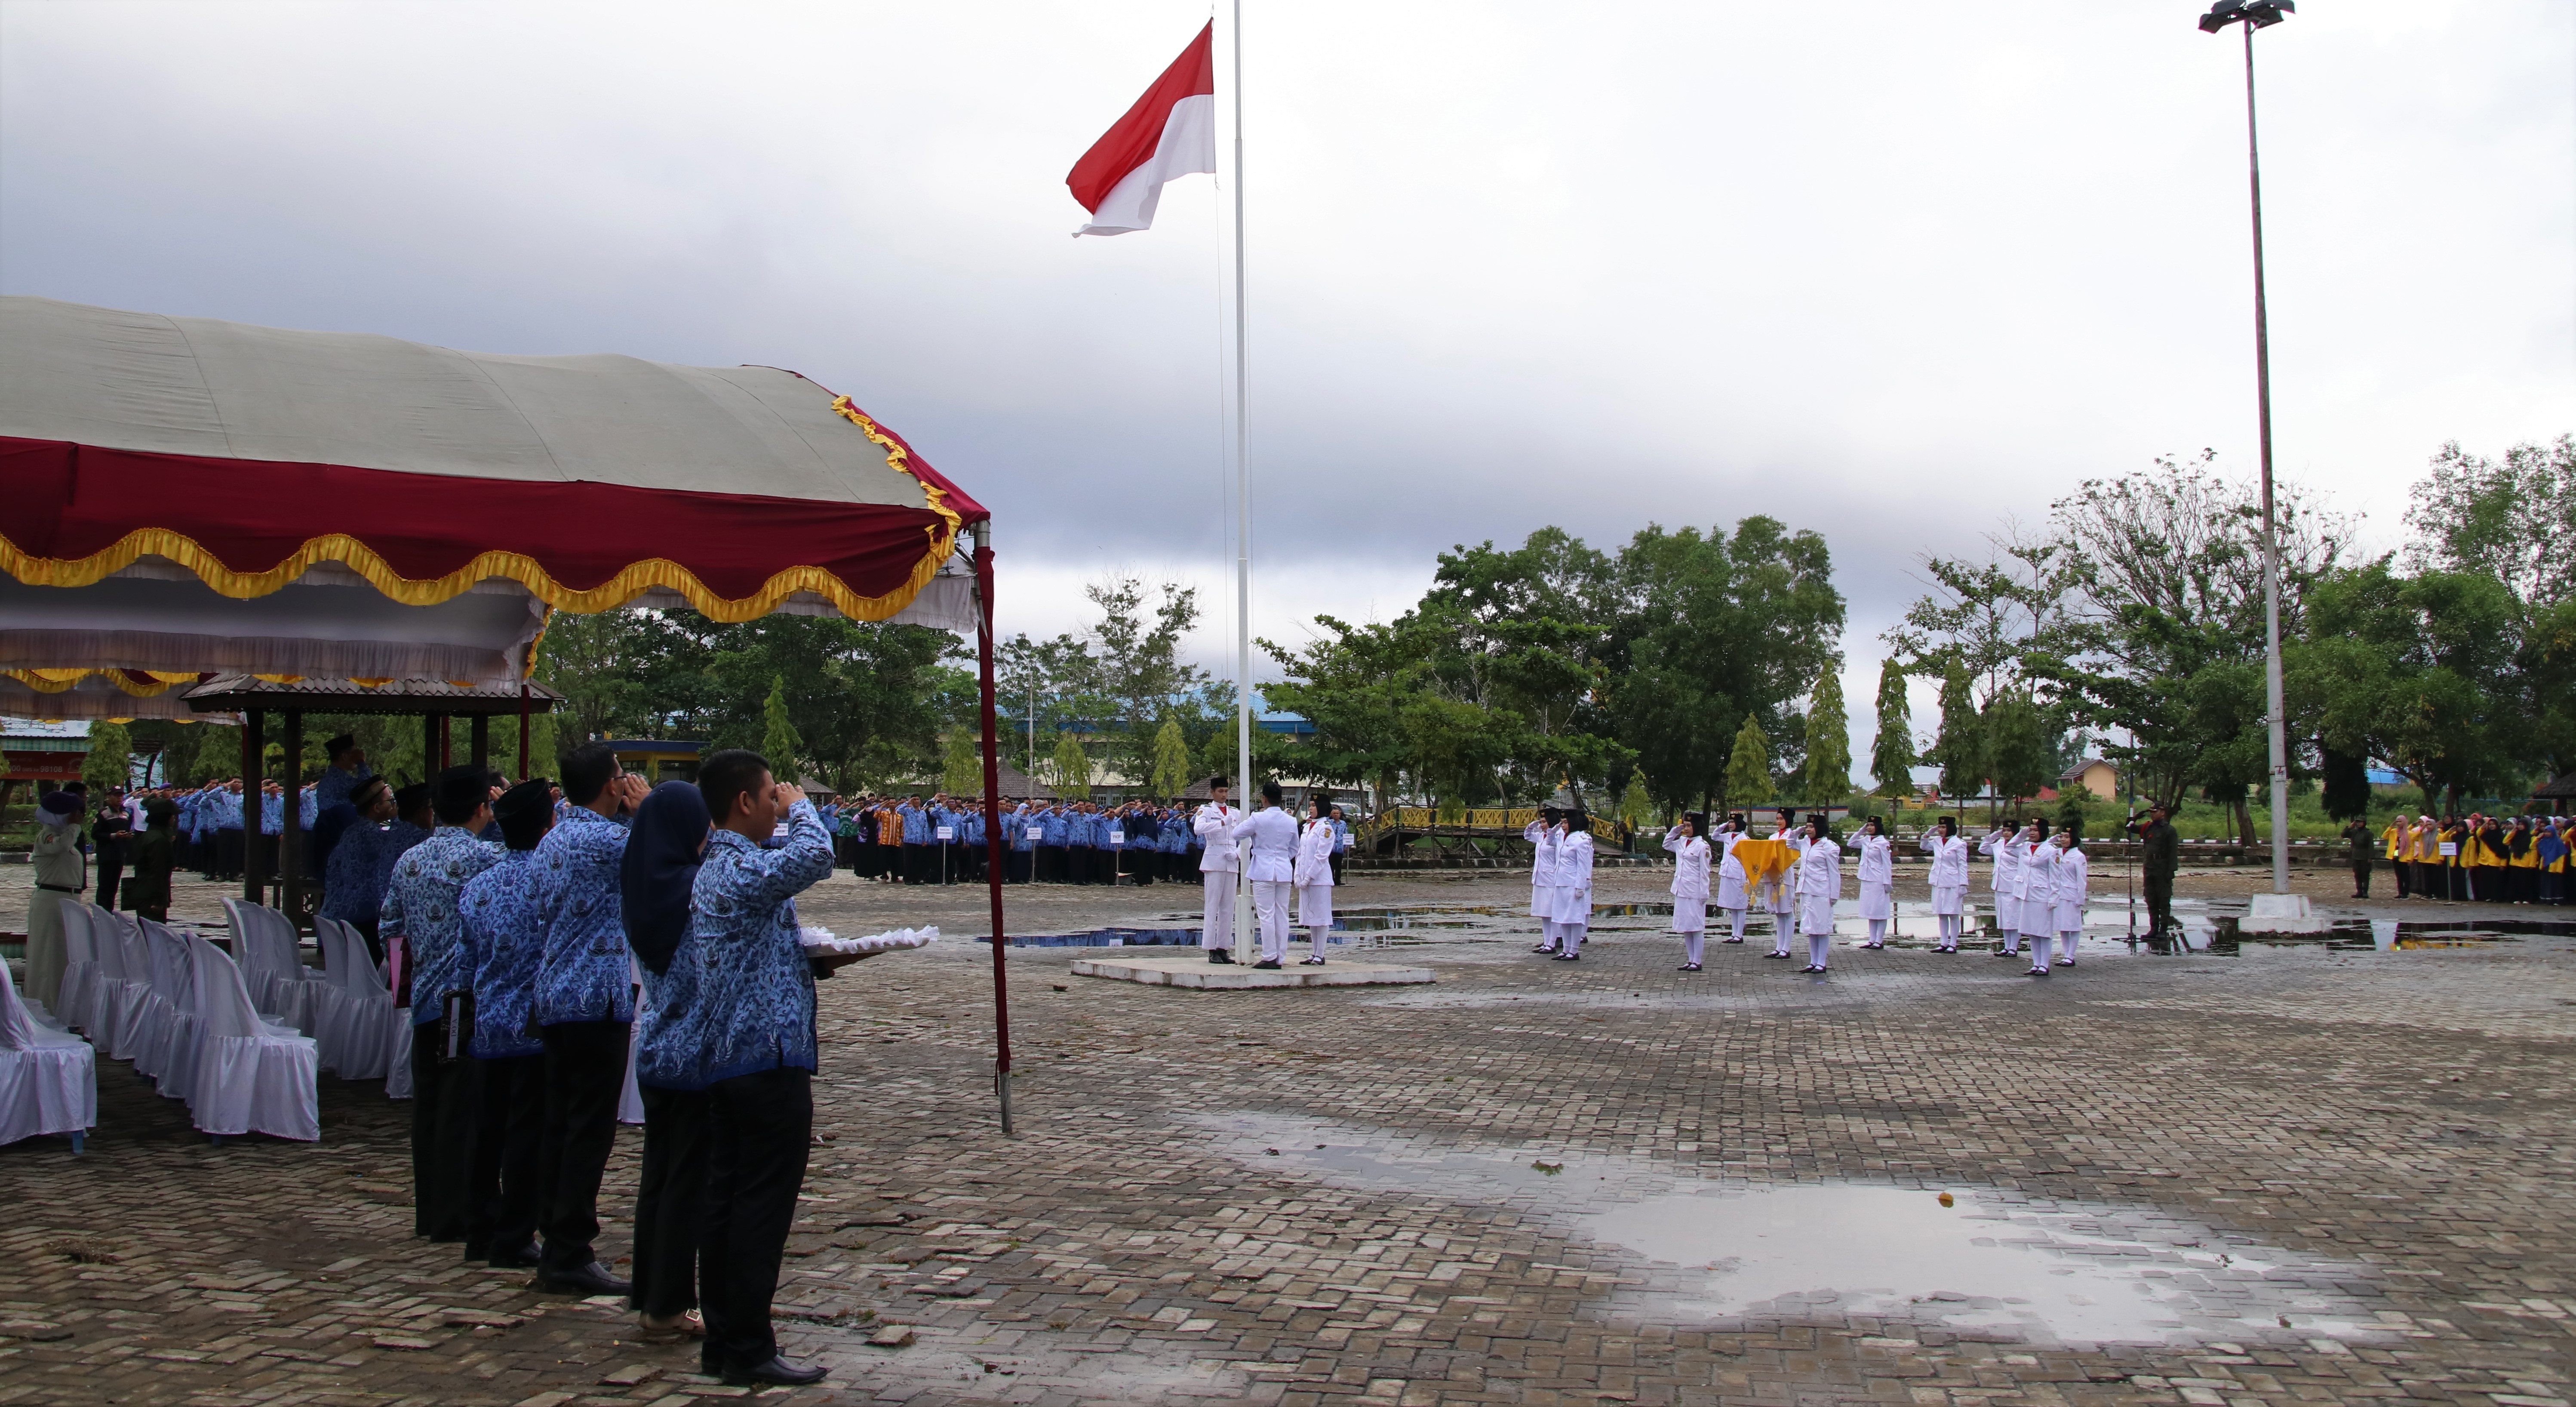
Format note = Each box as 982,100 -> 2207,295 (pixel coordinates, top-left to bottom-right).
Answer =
2200,0 -> 2293,34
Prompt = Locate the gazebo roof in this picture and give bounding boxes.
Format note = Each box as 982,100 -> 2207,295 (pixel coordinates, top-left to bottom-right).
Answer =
180,674 -> 565,717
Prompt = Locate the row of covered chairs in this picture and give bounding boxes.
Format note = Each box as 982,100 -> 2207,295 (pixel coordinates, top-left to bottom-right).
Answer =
0,951 -> 92,1151
34,902 -> 319,1142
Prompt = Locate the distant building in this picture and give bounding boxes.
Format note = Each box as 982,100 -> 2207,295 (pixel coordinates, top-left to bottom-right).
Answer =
604,739 -> 705,784
2059,758 -> 2120,801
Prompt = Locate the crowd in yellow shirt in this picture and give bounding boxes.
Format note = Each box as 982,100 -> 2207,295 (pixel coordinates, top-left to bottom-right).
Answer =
2376,812 -> 2571,905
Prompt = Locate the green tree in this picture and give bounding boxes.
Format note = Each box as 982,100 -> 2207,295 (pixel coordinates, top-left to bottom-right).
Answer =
1606,517 -> 1845,815
1927,662 -> 1985,805
83,720 -> 132,793
2293,557 -> 2521,812
1723,713 -> 1773,811
190,722 -> 242,783
760,674 -> 805,781
941,728 -> 982,797
1868,659 -> 1917,797
1982,688 -> 2053,821
1147,716 -> 1193,799
1048,731 -> 1092,798
1799,666 -> 1850,803
1616,765 -> 1652,827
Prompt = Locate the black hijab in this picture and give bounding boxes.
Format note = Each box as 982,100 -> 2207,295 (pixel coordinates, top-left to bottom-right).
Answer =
622,781 -> 711,976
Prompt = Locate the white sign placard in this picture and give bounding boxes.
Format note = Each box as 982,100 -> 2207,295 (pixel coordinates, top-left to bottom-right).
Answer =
2438,841 -> 2458,857
936,825 -> 955,841
1026,827 -> 1044,842
1109,829 -> 1125,845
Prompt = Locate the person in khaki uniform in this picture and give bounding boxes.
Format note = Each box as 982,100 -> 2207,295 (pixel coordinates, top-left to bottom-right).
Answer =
22,791 -> 86,1011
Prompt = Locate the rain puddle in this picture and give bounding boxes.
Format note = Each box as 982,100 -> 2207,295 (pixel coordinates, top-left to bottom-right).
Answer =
1198,1112 -> 2395,1349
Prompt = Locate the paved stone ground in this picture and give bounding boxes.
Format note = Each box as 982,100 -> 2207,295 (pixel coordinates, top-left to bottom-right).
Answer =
3,863 -> 2570,1407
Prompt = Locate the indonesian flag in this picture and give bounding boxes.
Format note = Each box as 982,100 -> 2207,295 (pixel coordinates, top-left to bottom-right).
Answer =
1066,23 -> 1216,237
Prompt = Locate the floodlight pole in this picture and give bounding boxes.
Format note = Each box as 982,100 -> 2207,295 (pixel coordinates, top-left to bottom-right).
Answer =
2209,4 -> 2293,896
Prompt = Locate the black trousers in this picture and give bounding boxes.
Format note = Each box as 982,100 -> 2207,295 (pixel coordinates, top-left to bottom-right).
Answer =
538,1021 -> 631,1273
412,1031 -> 480,1241
2352,860 -> 2371,898
472,1053 -> 547,1258
2143,874 -> 2175,935
95,842 -> 126,911
700,1066 -> 812,1370
632,1084 -> 710,1318
1036,845 -> 1064,882
1008,849 -> 1032,883
217,829 -> 244,880
2393,858 -> 2411,898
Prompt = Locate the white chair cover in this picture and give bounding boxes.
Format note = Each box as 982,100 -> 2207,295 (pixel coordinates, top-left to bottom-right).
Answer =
314,918 -> 392,1081
87,905 -> 157,1062
141,919 -> 204,1102
0,947 -> 96,1147
184,935 -> 320,1141
618,956 -> 645,1125
223,899 -> 323,1036
53,903 -> 104,1041
96,907 -> 175,1074
384,1016 -> 414,1100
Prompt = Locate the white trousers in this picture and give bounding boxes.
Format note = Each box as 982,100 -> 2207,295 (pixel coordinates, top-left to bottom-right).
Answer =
1561,923 -> 1588,956
1251,880 -> 1293,961
1201,870 -> 1238,949
1807,934 -> 1831,967
2059,930 -> 2080,961
1683,932 -> 1704,965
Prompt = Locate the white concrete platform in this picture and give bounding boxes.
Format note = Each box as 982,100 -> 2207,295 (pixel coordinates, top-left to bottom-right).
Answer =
1070,953 -> 1436,989
2238,892 -> 2329,934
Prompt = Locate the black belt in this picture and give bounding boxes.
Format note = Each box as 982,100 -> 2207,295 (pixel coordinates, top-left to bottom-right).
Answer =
37,882 -> 81,894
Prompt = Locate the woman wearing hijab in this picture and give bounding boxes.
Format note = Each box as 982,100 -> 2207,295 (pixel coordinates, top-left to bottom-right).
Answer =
23,791 -> 86,1010
1713,814 -> 1750,944
1293,793 -> 1338,965
1794,817 -> 1842,973
1853,816 -> 1893,948
1550,807 -> 1596,960
623,781 -> 714,1339
2048,825 -> 2089,968
1919,816 -> 1969,952
1664,813 -> 1713,970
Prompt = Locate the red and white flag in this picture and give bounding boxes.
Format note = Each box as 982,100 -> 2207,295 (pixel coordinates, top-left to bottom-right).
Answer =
1066,23 -> 1216,237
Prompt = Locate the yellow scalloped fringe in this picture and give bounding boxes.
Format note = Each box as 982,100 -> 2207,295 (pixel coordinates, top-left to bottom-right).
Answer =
3,668 -> 177,697
0,516 -> 954,625
830,397 -> 965,547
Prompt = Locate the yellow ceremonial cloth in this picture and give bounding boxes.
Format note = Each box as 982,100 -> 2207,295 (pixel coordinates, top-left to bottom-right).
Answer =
1732,838 -> 1798,888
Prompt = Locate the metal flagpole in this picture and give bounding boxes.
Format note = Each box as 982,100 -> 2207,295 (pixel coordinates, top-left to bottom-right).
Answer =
1226,0 -> 1257,965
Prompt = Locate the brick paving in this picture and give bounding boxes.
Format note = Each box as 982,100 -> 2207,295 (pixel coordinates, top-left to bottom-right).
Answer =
3,864 -> 2571,1407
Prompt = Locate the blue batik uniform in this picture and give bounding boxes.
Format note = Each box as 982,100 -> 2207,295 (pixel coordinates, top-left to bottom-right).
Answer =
1010,805 -> 1036,853
1041,809 -> 1069,847
900,803 -> 931,846
260,791 -> 284,836
533,807 -> 636,1027
460,850 -> 547,1059
321,818 -> 430,925
381,827 -> 505,1026
692,800 -> 835,1085
314,764 -> 374,811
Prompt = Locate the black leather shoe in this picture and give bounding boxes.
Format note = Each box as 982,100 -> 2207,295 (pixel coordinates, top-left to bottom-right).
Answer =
1251,958 -> 1282,970
1208,950 -> 1235,964
723,1355 -> 829,1387
488,1241 -> 542,1270
537,1259 -> 634,1296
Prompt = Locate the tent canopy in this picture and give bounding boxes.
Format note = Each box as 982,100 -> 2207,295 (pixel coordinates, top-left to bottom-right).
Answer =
0,296 -> 987,683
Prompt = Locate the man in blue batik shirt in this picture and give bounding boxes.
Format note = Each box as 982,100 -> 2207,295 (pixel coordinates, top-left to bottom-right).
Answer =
528,743 -> 651,1296
313,734 -> 374,810
686,749 -> 834,1388
379,767 -> 504,1250
459,780 -> 558,1273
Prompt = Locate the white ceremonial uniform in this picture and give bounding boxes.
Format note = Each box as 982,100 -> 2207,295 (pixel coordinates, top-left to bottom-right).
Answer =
1796,834 -> 1842,969
1552,828 -> 1595,957
1665,831 -> 1712,967
1193,801 -> 1242,951
1227,807 -> 1300,963
2020,841 -> 2061,972
1712,828 -> 1750,942
1294,817 -> 1337,961
1855,833 -> 1893,944
1525,819 -> 1563,950
1921,831 -> 1969,948
2052,844 -> 2089,962
1768,830 -> 1807,957
1981,827 -> 2023,948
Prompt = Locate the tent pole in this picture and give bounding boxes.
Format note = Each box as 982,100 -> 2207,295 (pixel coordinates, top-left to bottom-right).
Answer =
241,710 -> 264,905
519,684 -> 532,782
470,715 -> 490,775
973,524 -> 1014,1133
281,711 -> 304,927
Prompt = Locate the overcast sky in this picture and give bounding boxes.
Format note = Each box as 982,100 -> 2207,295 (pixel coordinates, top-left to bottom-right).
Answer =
4,0 -> 2570,762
